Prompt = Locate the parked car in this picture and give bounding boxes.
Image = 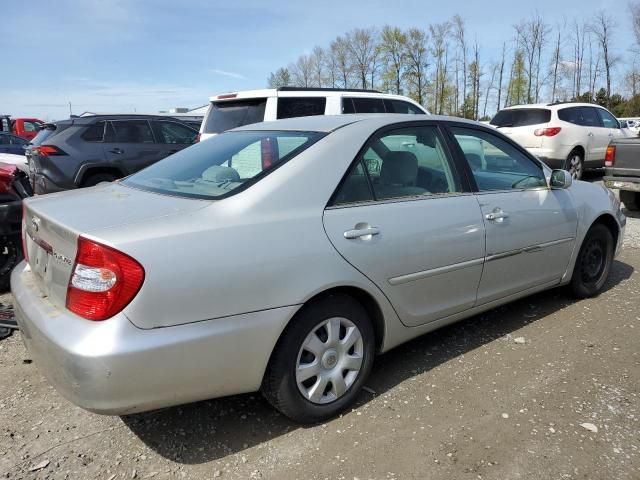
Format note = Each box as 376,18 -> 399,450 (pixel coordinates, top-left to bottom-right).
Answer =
26,114 -> 198,194
604,137 -> 640,211
0,132 -> 29,155
0,152 -> 28,172
199,87 -> 429,141
14,114 -> 625,422
619,119 -> 640,136
0,116 -> 45,141
0,163 -> 32,290
490,102 -> 627,179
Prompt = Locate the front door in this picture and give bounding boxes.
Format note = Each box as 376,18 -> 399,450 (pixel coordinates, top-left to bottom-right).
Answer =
323,124 -> 486,327
449,126 -> 579,305
103,119 -> 166,174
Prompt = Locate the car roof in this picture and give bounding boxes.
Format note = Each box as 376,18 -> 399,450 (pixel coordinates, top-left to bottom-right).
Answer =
54,114 -> 191,126
208,88 -> 426,104
232,113 -> 480,133
502,102 -> 607,110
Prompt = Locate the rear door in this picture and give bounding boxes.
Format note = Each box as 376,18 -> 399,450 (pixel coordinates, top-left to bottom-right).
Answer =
323,123 -> 485,327
103,120 -> 164,174
582,107 -> 609,162
489,108 -> 551,148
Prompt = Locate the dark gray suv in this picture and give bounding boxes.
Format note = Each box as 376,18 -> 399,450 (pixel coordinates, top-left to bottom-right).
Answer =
27,115 -> 198,194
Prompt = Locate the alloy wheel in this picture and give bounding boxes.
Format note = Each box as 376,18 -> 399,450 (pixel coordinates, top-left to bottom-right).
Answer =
567,154 -> 583,180
296,317 -> 364,404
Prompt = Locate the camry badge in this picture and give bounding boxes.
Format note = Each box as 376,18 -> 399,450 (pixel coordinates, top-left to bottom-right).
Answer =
31,217 -> 40,233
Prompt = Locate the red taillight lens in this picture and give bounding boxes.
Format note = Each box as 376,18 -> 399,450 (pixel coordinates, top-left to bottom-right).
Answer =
66,237 -> 145,321
534,127 -> 562,137
194,133 -> 201,143
32,145 -> 66,156
605,145 -> 616,167
21,204 -> 29,262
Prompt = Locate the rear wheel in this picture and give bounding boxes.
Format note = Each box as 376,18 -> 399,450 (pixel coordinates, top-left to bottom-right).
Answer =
620,190 -> 640,211
570,224 -> 614,298
564,149 -> 584,180
261,294 -> 375,423
82,173 -> 117,188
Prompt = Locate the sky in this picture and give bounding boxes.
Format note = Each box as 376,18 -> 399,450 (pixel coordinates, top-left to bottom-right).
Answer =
1,0 -> 627,120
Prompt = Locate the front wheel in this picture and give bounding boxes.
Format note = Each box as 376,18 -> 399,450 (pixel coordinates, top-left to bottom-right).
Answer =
570,224 -> 614,298
261,294 -> 375,423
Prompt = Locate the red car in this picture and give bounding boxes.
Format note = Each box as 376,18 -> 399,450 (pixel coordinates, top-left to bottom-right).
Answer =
0,116 -> 44,141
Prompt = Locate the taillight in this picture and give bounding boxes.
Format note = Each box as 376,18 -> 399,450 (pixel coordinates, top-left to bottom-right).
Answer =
32,145 -> 67,156
194,133 -> 201,143
66,237 -> 145,321
605,145 -> 616,167
534,127 -> 562,137
21,204 -> 29,262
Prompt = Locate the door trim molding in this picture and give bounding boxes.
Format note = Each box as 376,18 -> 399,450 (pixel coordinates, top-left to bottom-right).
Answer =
388,257 -> 484,286
486,237 -> 574,263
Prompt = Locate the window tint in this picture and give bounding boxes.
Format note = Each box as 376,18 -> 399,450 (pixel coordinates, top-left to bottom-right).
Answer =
82,121 -> 106,142
580,107 -> 602,127
106,120 -> 154,143
155,121 -> 197,144
333,126 -> 460,204
204,99 -> 267,134
9,135 -> 27,145
123,131 -> 323,200
23,121 -> 41,132
342,98 -> 356,114
383,99 -> 424,114
348,97 -> 386,113
277,97 -> 327,119
451,127 -> 546,191
596,108 -> 620,128
490,108 -> 551,127
558,107 -> 582,125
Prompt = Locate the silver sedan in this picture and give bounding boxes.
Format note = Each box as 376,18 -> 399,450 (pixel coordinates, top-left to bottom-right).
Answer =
12,114 -> 625,423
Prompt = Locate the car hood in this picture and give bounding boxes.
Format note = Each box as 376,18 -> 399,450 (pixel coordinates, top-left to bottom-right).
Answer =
25,182 -> 210,233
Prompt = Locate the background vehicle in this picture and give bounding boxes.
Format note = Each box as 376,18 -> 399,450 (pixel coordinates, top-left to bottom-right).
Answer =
26,114 -> 198,194
604,137 -> 640,211
0,132 -> 29,155
199,87 -> 429,141
490,102 -> 627,179
0,152 -> 28,172
0,116 -> 45,141
0,162 -> 32,290
14,115 -> 624,422
619,118 -> 640,136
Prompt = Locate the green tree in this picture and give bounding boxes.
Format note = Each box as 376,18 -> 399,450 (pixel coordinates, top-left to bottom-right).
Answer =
380,26 -> 407,94
267,68 -> 291,88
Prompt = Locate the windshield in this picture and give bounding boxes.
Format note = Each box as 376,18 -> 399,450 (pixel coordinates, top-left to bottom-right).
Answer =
203,99 -> 267,134
490,108 -> 551,127
123,130 -> 324,200
30,126 -> 56,145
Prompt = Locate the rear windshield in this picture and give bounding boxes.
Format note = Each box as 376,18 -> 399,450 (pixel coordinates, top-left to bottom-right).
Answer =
30,123 -> 74,145
203,99 -> 267,134
123,130 -> 324,200
490,109 -> 551,127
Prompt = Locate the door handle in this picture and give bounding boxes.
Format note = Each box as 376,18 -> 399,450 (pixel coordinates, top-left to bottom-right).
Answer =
588,132 -> 594,137
109,148 -> 124,154
485,210 -> 509,221
344,227 -> 380,240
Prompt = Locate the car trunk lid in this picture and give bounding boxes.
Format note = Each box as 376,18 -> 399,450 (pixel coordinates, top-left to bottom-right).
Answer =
23,182 -> 209,310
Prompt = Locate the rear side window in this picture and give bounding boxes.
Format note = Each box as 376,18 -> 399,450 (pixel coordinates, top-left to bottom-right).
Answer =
106,120 -> 155,143
580,107 -> 602,127
383,99 -> 424,114
490,109 -> 551,127
558,107 -> 582,125
82,121 -> 106,142
204,99 -> 267,134
277,97 -> 327,119
31,124 -> 72,145
342,97 -> 386,114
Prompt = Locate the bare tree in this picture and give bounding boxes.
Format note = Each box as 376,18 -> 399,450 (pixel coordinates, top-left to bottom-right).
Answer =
289,55 -> 314,88
429,22 -> 451,114
514,13 -> 549,103
632,1 -> 640,49
346,28 -> 379,89
310,46 -> 326,88
267,68 -> 291,88
403,28 -> 429,105
590,11 -> 618,108
380,26 -> 407,94
453,14 -> 468,115
571,19 -> 587,98
549,24 -> 562,102
330,36 -> 353,88
496,42 -> 507,110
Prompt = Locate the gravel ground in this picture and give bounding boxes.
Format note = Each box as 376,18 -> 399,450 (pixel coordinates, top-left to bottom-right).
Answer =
1,183 -> 639,480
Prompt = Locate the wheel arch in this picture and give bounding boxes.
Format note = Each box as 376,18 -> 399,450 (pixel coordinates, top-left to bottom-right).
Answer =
75,165 -> 125,187
591,212 -> 620,247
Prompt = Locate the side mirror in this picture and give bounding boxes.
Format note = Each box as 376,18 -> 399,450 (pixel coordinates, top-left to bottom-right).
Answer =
550,169 -> 573,189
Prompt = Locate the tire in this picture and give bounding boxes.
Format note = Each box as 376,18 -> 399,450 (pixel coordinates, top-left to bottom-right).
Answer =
620,190 -> 640,211
261,293 -> 375,423
570,224 -> 614,298
564,149 -> 584,180
82,173 -> 117,188
0,235 -> 21,292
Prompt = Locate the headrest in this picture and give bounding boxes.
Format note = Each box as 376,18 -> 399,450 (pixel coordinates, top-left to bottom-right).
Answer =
380,151 -> 418,186
202,165 -> 241,183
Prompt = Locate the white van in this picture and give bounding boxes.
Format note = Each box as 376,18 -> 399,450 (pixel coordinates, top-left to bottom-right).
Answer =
199,87 -> 429,141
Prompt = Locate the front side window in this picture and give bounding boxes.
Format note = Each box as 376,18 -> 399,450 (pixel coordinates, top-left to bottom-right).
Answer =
23,121 -> 41,132
277,97 -> 327,119
124,130 -> 323,200
9,135 -> 27,145
596,108 -> 620,129
332,125 -> 460,205
155,121 -> 197,144
106,120 -> 155,143
204,99 -> 267,134
451,127 -> 547,191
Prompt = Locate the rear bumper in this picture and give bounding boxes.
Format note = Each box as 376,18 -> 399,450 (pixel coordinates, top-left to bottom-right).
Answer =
603,176 -> 640,192
11,262 -> 296,415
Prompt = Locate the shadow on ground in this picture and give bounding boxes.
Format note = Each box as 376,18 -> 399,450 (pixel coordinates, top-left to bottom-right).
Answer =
122,259 -> 634,465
